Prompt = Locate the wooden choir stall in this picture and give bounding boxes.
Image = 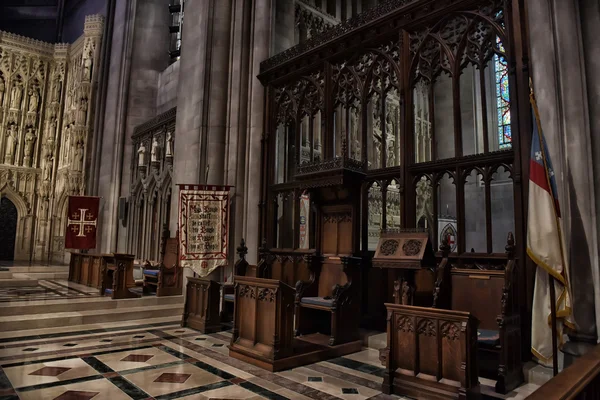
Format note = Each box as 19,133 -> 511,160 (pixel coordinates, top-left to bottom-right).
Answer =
235,0 -> 533,390
69,251 -> 139,299
142,226 -> 183,297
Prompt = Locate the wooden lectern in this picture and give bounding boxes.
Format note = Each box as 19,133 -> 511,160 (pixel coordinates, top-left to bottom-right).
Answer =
372,230 -> 436,306
229,276 -> 295,371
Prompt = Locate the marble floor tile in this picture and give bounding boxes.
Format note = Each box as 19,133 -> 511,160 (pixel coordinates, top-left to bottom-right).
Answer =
342,349 -> 383,368
94,345 -> 181,372
187,383 -> 264,399
4,358 -> 98,389
122,361 -> 224,397
278,366 -> 381,399
18,377 -> 132,400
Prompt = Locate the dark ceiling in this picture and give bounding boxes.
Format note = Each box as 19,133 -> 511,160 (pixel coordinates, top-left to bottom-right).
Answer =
0,0 -> 92,42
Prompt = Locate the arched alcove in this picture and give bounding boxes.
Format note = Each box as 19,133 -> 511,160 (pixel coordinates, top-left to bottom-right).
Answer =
0,197 -> 18,261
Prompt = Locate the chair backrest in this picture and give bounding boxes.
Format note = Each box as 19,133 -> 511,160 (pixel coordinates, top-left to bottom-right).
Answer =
163,238 -> 178,269
451,269 -> 504,330
317,259 -> 348,298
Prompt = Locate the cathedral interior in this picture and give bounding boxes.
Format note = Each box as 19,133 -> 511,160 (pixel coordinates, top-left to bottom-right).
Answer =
0,0 -> 599,399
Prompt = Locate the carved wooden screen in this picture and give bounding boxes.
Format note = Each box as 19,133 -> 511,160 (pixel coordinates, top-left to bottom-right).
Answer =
260,0 -> 526,260
406,2 -> 516,254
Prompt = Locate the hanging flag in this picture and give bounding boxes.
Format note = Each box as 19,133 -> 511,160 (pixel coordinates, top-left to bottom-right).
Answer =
528,94 -> 575,365
65,196 -> 100,249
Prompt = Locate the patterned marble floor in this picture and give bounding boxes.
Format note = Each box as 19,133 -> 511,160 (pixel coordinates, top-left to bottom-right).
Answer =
0,321 -> 407,400
0,280 -> 101,302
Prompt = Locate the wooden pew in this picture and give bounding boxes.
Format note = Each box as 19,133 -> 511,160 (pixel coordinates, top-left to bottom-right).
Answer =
434,233 -> 522,394
525,344 -> 600,399
68,252 -> 109,289
380,303 -> 480,400
295,255 -> 361,346
143,227 -> 183,297
100,253 -> 139,299
229,276 -> 296,371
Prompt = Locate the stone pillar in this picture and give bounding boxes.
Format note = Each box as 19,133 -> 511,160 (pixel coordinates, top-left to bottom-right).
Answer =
97,0 -> 169,254
527,0 -> 600,363
244,0 -> 272,264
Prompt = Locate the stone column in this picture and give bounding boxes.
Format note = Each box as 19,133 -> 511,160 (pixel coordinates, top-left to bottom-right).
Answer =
527,0 -> 600,363
97,0 -> 169,253
225,0 -> 252,281
244,0 -> 273,264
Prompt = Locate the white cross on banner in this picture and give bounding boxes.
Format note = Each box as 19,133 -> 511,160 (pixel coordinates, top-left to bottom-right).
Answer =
65,196 -> 100,249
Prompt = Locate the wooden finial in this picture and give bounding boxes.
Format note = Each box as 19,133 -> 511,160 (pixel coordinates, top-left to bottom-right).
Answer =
237,238 -> 248,260
505,232 -> 515,260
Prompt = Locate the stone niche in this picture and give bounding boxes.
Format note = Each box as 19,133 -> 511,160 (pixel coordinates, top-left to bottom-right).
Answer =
0,15 -> 103,262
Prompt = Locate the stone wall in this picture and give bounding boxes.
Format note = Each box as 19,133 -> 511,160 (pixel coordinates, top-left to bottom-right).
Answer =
157,61 -> 179,115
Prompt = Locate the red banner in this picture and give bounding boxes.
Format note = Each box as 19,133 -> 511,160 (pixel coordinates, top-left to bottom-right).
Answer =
65,196 -> 100,249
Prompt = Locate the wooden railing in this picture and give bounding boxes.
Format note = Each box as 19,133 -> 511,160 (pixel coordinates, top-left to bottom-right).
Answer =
526,345 -> 600,399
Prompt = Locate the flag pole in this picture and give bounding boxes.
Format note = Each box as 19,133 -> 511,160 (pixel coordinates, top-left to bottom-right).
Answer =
548,275 -> 559,376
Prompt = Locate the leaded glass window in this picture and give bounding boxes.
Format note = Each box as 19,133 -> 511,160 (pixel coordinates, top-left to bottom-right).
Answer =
495,37 -> 511,149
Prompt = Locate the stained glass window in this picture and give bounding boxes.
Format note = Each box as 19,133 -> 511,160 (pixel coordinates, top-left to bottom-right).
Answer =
494,37 -> 511,149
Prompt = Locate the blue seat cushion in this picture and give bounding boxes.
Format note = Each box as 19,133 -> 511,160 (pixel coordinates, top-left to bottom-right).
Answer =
301,297 -> 334,307
478,329 -> 500,347
224,294 -> 234,302
144,269 -> 159,277
105,288 -> 113,295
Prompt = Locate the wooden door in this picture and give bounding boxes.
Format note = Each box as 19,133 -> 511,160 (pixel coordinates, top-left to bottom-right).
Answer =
0,198 -> 17,261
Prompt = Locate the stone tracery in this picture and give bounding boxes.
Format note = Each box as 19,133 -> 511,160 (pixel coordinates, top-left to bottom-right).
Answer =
0,16 -> 103,261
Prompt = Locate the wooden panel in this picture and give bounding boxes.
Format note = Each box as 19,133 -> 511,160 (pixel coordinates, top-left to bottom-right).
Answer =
451,270 -> 503,330
338,216 -> 353,254
322,218 -> 338,254
182,278 -> 221,333
417,318 -> 438,377
441,321 -> 463,384
231,276 -> 295,363
393,314 -> 416,372
81,256 -> 90,284
382,304 -> 479,399
317,260 -> 347,298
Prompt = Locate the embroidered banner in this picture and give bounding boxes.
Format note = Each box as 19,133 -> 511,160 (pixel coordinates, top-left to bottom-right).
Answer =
178,184 -> 231,277
65,196 -> 100,249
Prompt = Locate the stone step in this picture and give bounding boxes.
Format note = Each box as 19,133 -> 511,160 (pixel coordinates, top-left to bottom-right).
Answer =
0,303 -> 184,332
0,294 -> 184,316
0,315 -> 182,341
3,266 -> 69,273
0,279 -> 38,287
10,272 -> 69,280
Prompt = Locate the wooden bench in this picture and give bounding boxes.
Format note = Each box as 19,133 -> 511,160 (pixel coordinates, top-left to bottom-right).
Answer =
380,303 -> 480,400
434,233 -> 522,394
295,255 -> 361,346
